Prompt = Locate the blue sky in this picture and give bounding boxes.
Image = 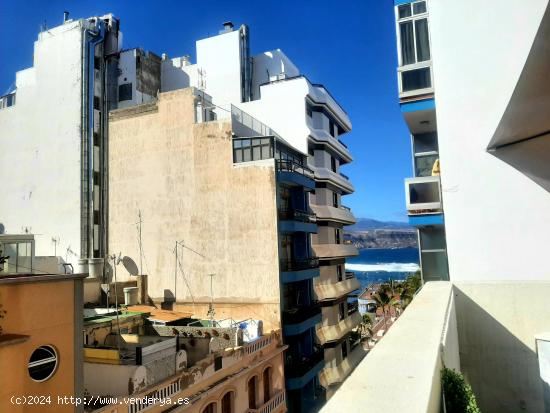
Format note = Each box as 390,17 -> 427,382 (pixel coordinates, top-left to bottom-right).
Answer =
0,0 -> 412,222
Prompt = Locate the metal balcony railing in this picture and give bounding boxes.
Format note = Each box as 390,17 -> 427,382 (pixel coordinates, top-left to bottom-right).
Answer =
338,138 -> 348,149
276,159 -> 315,180
340,172 -> 350,180
280,258 -> 319,272
345,271 -> 355,280
347,302 -> 359,316
282,302 -> 321,325
405,175 -> 443,214
278,208 -> 316,223
285,348 -> 324,378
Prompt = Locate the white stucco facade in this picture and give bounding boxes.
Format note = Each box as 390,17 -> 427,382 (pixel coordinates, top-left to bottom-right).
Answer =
0,21 -> 84,259
429,0 -> 550,281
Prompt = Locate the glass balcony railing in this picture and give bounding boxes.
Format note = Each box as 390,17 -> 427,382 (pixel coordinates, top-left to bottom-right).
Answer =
282,303 -> 321,325
278,208 -> 316,223
405,175 -> 442,214
285,348 -> 324,378
280,258 -> 319,272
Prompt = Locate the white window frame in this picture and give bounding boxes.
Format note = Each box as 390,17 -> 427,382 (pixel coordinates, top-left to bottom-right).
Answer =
395,1 -> 434,97
404,175 -> 442,213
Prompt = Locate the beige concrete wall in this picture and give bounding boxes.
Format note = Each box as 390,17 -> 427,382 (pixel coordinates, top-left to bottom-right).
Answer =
454,281 -> 550,413
108,89 -> 281,329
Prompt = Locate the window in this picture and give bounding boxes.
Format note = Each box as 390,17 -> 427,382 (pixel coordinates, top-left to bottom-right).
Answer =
306,102 -> 313,117
233,137 -> 274,163
28,345 -> 58,382
263,367 -> 271,403
335,229 -> 342,245
221,392 -> 233,413
337,265 -> 343,282
93,96 -> 101,110
118,83 -> 133,102
341,341 -> 348,360
214,356 -> 222,371
202,402 -> 216,413
248,376 -> 258,409
413,132 -> 439,177
338,302 -> 345,321
332,191 -> 339,208
331,157 -> 337,173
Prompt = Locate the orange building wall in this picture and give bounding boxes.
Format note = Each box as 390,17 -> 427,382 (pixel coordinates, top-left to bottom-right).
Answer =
0,279 -> 78,413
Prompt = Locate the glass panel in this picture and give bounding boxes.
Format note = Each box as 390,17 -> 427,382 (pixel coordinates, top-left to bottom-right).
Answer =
415,19 -> 431,61
243,148 -> 251,162
399,21 -> 415,65
252,146 -> 261,160
261,145 -> 270,159
415,154 -> 439,177
398,4 -> 412,19
233,140 -> 242,148
235,150 -> 243,163
2,243 -> 17,273
18,242 -> 32,273
421,251 -> 449,281
413,1 -> 427,14
401,67 -> 431,91
419,227 -> 446,250
413,132 -> 438,154
409,180 -> 440,204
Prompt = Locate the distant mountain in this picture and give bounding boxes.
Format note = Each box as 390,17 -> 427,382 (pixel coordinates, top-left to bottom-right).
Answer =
347,218 -> 412,231
345,218 -> 416,249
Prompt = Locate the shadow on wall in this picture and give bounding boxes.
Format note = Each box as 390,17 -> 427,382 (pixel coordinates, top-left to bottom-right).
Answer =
454,286 -> 547,413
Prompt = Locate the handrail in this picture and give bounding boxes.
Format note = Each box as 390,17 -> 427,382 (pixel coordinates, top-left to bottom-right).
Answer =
276,159 -> 314,179
278,208 -> 316,223
246,390 -> 286,413
280,257 -> 319,272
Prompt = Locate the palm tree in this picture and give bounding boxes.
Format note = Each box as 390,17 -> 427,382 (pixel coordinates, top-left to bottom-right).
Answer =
372,290 -> 399,329
359,313 -> 374,349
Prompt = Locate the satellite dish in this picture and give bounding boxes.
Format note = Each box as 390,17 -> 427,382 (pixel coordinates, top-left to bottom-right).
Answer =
122,256 -> 139,276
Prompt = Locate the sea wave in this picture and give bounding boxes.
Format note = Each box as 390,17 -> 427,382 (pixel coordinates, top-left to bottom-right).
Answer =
345,262 -> 420,273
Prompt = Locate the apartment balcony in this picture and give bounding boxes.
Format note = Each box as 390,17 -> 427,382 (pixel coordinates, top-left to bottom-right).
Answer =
280,258 -> 320,283
405,176 -> 444,225
312,243 -> 358,260
311,166 -> 355,194
319,343 -> 367,387
308,127 -> 353,164
278,208 -> 317,233
247,390 -> 286,413
283,303 -> 322,336
316,310 -> 362,346
397,61 -> 434,103
321,281 -> 550,413
285,349 -> 325,390
310,203 -> 356,225
314,275 -> 360,302
276,159 -> 316,190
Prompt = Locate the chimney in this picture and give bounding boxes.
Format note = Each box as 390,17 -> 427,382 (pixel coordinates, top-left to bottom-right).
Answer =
63,11 -> 70,23
221,21 -> 234,34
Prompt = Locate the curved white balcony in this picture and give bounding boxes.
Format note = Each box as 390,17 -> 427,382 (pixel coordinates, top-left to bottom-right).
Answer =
308,128 -> 353,164
310,204 -> 356,225
319,344 -> 367,387
316,310 -> 362,345
311,166 -> 355,194
315,276 -> 361,302
312,243 -> 358,259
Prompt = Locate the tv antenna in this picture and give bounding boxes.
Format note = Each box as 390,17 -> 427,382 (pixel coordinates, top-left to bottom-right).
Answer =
109,252 -> 123,353
51,236 -> 60,256
135,210 -> 143,276
206,273 -> 216,323
173,240 -> 209,308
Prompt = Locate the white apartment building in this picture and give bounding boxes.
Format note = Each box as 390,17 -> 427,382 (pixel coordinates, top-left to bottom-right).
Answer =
323,2 -> 550,412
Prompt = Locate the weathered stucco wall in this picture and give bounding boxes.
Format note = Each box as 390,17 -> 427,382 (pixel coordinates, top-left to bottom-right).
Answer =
108,88 -> 281,328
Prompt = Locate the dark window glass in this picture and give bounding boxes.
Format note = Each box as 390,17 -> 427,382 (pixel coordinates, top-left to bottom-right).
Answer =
28,346 -> 57,382
332,192 -> 339,207
341,341 -> 348,359
118,83 -> 133,102
399,21 -> 415,65
337,266 -> 343,282
413,1 -> 427,14
248,377 -> 257,409
398,4 -> 412,18
339,302 -> 345,321
222,392 -> 233,413
306,103 -> 313,117
202,403 -> 216,413
214,356 -> 222,371
415,19 -> 431,61
415,154 -> 439,177
331,157 -> 337,173
413,132 -> 438,154
401,67 -> 431,91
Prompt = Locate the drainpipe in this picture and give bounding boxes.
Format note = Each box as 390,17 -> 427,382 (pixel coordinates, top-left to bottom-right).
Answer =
86,20 -> 105,261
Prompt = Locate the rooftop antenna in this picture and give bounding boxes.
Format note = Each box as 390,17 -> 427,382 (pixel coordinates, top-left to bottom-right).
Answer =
51,236 -> 60,256
109,252 -> 123,353
206,273 -> 216,324
135,210 -> 143,276
173,240 -> 209,311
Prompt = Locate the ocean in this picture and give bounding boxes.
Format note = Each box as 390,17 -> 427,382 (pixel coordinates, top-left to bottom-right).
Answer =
346,247 -> 420,292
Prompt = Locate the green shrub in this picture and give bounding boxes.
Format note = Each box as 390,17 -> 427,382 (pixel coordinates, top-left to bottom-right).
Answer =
442,367 -> 481,413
